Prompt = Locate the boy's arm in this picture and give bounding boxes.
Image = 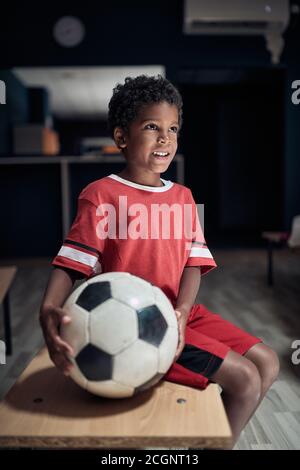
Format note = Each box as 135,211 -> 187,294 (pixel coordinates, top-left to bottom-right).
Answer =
39,267 -> 84,374
175,266 -> 201,319
174,266 -> 201,361
41,267 -> 76,308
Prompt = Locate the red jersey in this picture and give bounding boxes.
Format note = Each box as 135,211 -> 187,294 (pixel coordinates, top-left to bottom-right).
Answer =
52,174 -> 217,307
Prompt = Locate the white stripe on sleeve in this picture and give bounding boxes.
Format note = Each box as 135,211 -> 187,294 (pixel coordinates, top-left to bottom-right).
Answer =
188,246 -> 213,259
57,246 -> 100,270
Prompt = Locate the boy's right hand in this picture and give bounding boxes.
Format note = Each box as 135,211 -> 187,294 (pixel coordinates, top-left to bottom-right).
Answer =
39,304 -> 74,376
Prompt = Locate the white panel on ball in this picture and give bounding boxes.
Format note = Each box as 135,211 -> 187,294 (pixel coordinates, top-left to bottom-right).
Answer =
86,379 -> 134,398
111,276 -> 155,310
113,339 -> 158,388
90,298 -> 138,355
87,272 -> 130,284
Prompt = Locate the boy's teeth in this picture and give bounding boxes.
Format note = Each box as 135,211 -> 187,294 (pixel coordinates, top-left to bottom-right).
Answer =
153,152 -> 168,156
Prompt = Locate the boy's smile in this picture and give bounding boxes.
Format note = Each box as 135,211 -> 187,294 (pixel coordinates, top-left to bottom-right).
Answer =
114,101 -> 179,187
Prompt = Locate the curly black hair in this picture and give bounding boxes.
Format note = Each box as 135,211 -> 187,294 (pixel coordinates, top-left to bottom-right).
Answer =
107,74 -> 183,140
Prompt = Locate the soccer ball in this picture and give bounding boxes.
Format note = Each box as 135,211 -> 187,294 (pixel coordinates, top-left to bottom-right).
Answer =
60,272 -> 178,398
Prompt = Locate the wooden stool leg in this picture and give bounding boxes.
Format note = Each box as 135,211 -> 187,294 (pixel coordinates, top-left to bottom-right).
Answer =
3,293 -> 12,355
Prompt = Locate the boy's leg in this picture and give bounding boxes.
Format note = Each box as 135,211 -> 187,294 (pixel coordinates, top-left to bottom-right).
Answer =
209,349 -> 262,447
166,305 -> 279,448
164,329 -> 262,447
165,338 -> 262,448
186,304 -> 279,446
211,344 -> 280,447
235,343 -> 280,431
244,343 -> 280,397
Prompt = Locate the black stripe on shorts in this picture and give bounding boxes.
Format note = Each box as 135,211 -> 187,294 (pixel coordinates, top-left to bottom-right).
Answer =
176,343 -> 223,379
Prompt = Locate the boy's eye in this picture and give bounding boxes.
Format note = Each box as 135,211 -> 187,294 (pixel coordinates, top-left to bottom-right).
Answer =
145,124 -> 178,133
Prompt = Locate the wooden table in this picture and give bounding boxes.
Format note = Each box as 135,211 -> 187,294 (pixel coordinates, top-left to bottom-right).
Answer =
0,348 -> 232,449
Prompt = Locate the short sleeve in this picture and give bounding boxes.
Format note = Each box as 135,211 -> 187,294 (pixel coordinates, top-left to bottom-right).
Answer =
184,190 -> 217,275
52,197 -> 104,278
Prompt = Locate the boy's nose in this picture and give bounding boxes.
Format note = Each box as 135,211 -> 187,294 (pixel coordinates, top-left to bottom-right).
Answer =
158,135 -> 169,143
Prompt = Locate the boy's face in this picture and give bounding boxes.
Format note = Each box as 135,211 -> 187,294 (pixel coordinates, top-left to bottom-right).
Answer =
114,101 -> 179,175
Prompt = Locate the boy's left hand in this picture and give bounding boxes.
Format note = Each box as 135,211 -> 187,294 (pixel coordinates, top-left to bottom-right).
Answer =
174,309 -> 187,362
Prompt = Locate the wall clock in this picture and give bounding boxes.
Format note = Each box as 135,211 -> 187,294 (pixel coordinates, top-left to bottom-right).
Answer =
53,16 -> 85,47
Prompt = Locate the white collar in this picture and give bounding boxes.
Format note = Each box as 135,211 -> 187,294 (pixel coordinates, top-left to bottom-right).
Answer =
108,174 -> 173,192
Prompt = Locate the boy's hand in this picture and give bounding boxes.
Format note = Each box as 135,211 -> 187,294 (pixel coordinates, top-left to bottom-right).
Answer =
174,309 -> 187,362
39,304 -> 74,376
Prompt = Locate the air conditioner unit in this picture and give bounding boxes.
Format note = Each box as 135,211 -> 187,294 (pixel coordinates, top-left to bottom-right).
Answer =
183,0 -> 290,64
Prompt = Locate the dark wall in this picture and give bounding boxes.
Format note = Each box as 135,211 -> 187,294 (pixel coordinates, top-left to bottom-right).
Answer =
177,68 -> 285,244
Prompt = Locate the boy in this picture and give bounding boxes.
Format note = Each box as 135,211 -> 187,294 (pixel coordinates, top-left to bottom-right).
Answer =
40,75 -> 280,448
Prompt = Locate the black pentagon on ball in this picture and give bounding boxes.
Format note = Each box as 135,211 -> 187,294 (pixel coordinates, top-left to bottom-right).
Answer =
76,282 -> 111,311
76,344 -> 113,381
137,305 -> 167,346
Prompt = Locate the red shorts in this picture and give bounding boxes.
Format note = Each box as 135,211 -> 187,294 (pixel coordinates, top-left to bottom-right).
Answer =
164,304 -> 263,390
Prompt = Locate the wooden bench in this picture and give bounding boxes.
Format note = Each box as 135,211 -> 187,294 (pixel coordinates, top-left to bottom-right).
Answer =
0,266 -> 17,355
0,348 -> 232,449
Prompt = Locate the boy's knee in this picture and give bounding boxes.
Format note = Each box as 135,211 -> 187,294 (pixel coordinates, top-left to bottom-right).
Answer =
261,349 -> 280,388
234,361 -> 261,402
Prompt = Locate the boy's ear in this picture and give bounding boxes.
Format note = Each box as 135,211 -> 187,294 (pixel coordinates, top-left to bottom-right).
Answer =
114,127 -> 127,149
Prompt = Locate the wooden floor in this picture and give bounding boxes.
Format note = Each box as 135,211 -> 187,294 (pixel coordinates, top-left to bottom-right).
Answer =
1,248 -> 300,450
